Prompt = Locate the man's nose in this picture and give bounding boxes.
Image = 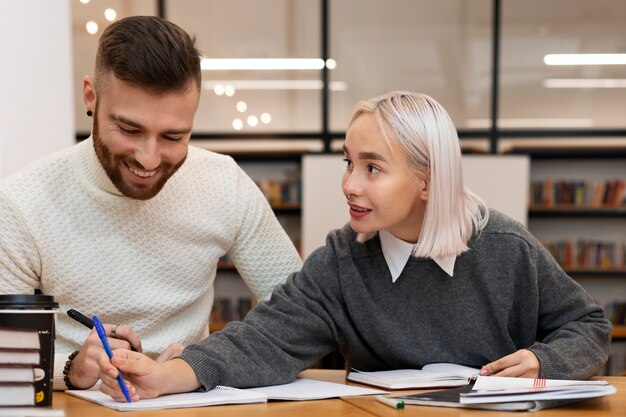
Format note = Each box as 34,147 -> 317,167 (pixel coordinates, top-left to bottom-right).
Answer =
133,138 -> 161,171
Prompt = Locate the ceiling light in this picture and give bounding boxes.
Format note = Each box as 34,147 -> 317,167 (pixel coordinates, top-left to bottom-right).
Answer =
85,21 -> 98,35
260,113 -> 271,124
236,101 -> 247,112
232,119 -> 243,131
80,0 -> 90,4
224,85 -> 235,97
202,80 -> 347,91
201,58 -> 334,71
466,118 -> 594,128
544,54 -> 626,65
543,78 -> 626,88
104,8 -> 117,22
213,84 -> 225,96
247,115 -> 259,127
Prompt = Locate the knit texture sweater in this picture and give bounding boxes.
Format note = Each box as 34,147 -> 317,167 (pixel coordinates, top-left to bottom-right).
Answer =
180,211 -> 611,389
0,138 -> 302,389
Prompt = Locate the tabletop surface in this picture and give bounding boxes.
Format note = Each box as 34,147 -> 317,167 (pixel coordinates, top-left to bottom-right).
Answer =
48,370 -> 625,417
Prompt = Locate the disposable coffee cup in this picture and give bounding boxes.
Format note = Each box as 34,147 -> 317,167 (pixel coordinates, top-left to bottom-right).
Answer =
0,293 -> 59,406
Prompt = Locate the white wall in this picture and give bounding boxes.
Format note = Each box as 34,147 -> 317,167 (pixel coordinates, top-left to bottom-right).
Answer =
0,0 -> 74,178
302,154 -> 529,258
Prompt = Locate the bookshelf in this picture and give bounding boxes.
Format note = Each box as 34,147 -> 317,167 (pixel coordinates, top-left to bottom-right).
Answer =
614,325 -> 626,340
528,159 -> 626,354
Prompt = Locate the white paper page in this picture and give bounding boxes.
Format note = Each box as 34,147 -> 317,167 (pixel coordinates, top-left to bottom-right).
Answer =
422,363 -> 480,378
243,378 -> 387,400
66,387 -> 267,411
461,385 -> 617,404
351,369 -> 462,383
471,376 -> 611,392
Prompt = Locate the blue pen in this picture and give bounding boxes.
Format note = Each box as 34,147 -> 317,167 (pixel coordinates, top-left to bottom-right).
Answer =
92,315 -> 132,403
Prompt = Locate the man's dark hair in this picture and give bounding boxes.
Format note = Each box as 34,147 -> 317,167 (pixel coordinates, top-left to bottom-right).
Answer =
94,16 -> 201,93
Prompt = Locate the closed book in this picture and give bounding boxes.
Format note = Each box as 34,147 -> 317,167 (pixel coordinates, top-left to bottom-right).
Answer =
0,382 -> 35,406
460,375 -> 616,404
0,349 -> 39,365
394,382 -> 587,411
395,382 -> 535,411
0,328 -> 40,351
0,365 -> 34,383
347,363 -> 479,390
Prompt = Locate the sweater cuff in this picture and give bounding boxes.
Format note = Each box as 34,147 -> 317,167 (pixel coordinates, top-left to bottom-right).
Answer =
53,352 -> 70,391
179,346 -> 219,391
526,343 -> 556,379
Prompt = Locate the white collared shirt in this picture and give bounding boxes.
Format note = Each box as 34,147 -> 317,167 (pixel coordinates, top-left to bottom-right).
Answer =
379,229 -> 456,282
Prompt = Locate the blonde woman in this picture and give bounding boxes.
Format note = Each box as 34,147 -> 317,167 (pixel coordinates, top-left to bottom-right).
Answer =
97,92 -> 610,401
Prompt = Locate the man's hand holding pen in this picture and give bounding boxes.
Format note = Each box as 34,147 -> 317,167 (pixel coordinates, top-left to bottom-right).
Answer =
67,310 -> 143,389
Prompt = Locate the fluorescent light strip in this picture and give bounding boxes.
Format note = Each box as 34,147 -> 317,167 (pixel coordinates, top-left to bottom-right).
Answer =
543,78 -> 626,88
201,58 -> 327,70
202,80 -> 348,91
544,54 -> 626,65
466,118 -> 594,128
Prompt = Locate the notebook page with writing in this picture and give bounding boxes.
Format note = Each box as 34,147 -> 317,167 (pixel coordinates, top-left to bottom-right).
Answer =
66,385 -> 267,411
242,377 -> 387,400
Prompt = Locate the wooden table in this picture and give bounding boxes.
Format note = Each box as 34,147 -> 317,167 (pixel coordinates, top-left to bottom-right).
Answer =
45,371 -> 625,416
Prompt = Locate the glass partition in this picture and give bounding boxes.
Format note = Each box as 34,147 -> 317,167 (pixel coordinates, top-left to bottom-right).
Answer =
500,0 -> 626,129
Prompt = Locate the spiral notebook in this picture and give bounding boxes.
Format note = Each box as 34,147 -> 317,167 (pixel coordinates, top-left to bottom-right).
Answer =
66,385 -> 267,411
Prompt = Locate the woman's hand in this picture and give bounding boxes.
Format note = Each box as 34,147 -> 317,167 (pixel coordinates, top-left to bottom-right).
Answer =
480,349 -> 540,378
97,349 -> 165,401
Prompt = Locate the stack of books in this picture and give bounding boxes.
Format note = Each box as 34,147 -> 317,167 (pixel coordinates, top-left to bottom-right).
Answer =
0,327 -> 39,407
353,364 -> 617,412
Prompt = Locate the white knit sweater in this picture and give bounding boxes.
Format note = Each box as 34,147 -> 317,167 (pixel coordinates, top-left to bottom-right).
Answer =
0,138 -> 302,389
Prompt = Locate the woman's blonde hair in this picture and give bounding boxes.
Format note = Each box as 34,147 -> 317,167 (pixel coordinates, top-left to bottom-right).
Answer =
349,91 -> 489,258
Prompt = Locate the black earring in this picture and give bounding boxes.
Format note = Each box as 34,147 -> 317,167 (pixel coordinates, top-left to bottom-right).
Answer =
86,110 -> 93,117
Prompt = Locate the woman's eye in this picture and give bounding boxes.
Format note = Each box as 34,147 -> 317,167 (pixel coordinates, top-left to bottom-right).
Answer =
343,158 -> 353,169
368,165 -> 381,174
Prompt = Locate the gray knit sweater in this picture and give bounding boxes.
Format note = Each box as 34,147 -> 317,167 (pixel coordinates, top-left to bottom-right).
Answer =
180,210 -> 611,389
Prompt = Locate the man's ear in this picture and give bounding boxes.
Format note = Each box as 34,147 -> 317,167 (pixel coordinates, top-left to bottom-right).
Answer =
83,75 -> 96,114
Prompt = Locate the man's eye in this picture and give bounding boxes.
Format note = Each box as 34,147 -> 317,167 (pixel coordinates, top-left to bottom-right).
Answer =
119,126 -> 138,135
164,136 -> 183,143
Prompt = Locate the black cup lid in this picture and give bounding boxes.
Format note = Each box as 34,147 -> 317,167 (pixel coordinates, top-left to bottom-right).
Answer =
0,294 -> 59,309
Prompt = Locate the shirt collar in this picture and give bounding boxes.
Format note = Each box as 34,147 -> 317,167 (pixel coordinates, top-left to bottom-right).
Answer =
379,229 -> 456,282
70,136 -> 124,197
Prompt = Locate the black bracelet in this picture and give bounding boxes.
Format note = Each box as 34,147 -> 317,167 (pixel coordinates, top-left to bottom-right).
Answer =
63,350 -> 80,390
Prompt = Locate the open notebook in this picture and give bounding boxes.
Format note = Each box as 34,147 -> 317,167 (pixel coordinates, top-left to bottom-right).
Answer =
66,377 -> 386,411
66,385 -> 267,411
347,363 -> 479,389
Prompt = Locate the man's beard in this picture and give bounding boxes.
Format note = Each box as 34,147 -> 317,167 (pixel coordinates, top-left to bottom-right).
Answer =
92,109 -> 187,200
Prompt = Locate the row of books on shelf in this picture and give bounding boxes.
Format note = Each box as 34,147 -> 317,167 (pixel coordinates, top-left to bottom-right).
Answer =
541,239 -> 625,270
210,297 -> 256,325
606,301 -> 626,326
530,178 -> 626,207
255,179 -> 301,207
0,327 -> 39,406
